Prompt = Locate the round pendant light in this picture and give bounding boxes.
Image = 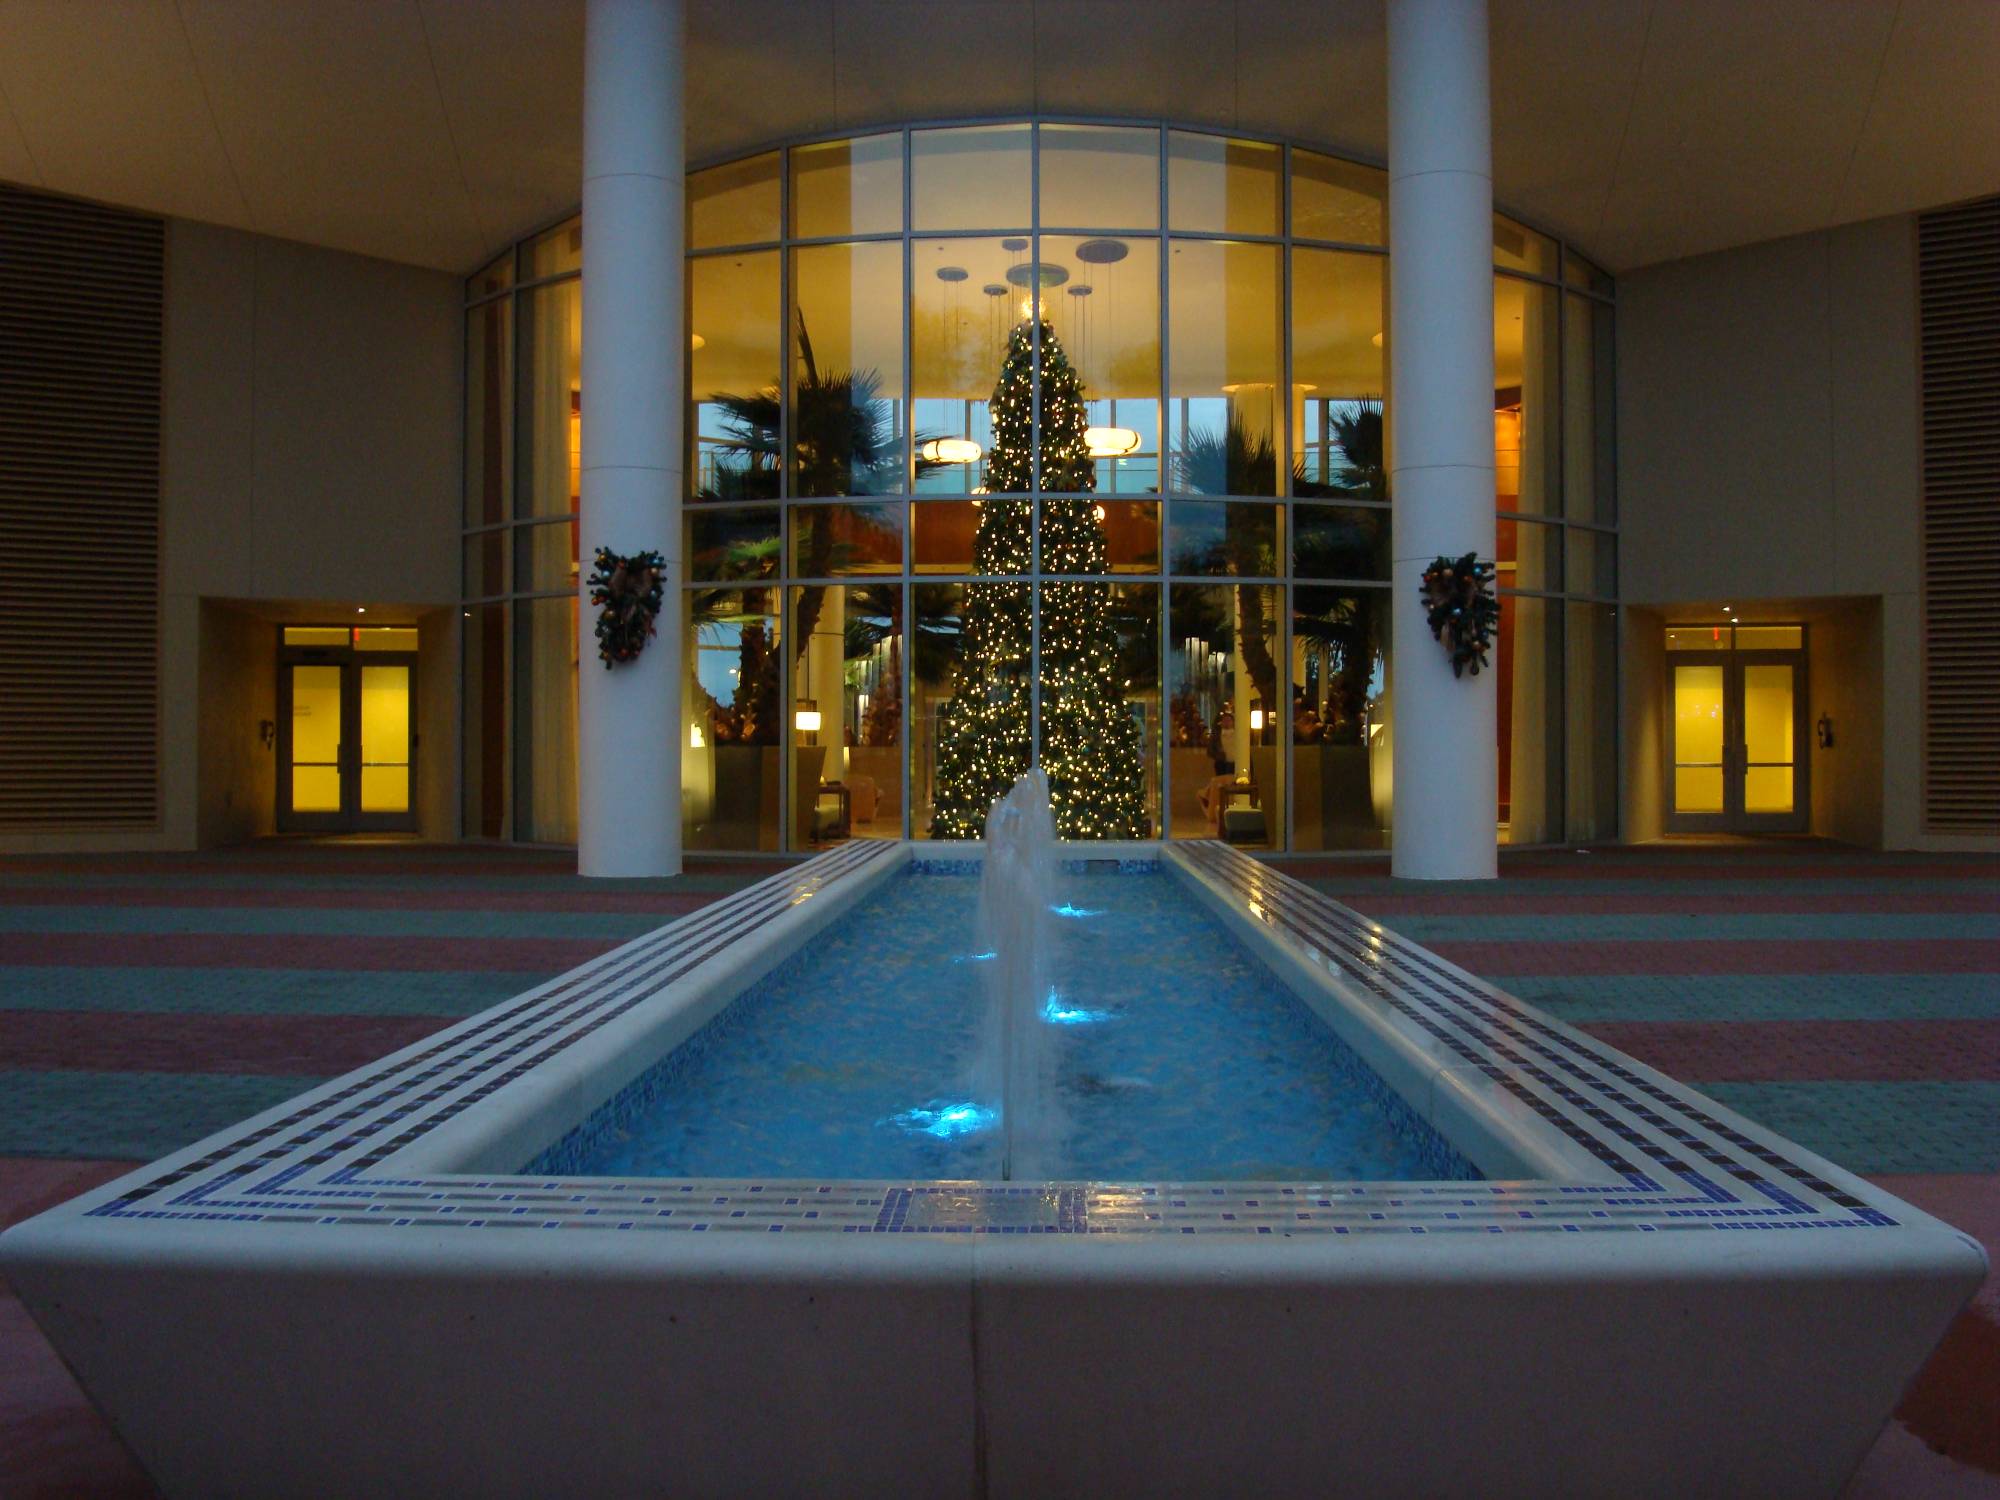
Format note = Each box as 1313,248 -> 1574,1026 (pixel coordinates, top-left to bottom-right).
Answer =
1084,426 -> 1141,456
919,438 -> 984,464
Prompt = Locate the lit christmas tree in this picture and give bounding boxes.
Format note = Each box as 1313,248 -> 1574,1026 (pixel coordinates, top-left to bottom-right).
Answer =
929,317 -> 1149,839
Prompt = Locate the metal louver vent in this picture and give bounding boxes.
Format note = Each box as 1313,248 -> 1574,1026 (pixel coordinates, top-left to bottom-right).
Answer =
1919,194 -> 2000,834
0,185 -> 163,830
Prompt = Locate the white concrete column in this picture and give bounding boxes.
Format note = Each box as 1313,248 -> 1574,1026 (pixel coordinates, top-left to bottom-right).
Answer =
578,0 -> 684,877
1387,0 -> 1498,880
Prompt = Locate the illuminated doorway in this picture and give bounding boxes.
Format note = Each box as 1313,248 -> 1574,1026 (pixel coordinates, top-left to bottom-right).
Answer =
1665,624 -> 1808,833
276,626 -> 418,833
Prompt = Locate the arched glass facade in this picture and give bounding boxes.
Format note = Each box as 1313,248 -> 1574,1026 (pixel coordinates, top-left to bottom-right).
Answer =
462,121 -> 1618,852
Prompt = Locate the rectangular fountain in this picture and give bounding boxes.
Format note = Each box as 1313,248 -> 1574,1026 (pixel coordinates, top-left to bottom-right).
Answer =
1,835 -> 1984,1498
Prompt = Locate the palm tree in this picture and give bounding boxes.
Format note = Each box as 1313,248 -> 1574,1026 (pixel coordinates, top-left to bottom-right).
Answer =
695,312 -> 937,702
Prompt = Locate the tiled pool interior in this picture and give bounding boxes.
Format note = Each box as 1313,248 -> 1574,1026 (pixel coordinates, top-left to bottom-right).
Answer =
532,864 -> 1477,1182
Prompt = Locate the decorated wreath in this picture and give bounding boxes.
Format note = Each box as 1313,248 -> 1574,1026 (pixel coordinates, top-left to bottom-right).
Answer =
587,547 -> 665,669
1421,552 -> 1499,678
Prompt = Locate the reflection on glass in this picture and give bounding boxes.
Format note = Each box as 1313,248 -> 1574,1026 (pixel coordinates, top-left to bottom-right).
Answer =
1038,581 -> 1158,838
687,507 -> 779,581
1039,124 -> 1159,229
1499,593 -> 1562,843
1565,251 -> 1615,296
289,665 -> 342,814
1496,514 -> 1561,592
514,597 -> 578,842
911,584 -> 968,837
1292,249 -> 1386,497
1565,602 -> 1617,841
1168,132 -> 1279,235
470,253 -> 511,299
465,299 -> 512,529
523,216 -> 580,277
792,502 -> 903,575
519,279 -> 582,518
1291,151 -> 1386,245
1673,663 -> 1725,813
516,518 -> 580,592
912,124 -> 1029,230
912,501 -> 1007,574
1168,583 -> 1282,846
1666,625 -> 1731,651
916,579 -> 1029,838
1167,500 -> 1280,576
1743,664 -> 1795,813
463,602 -> 509,838
359,664 -> 411,814
1057,500 -> 1158,573
794,241 -> 905,495
913,238 -> 1015,495
1735,626 -> 1803,650
685,588 -> 783,850
1042,235 -> 1160,494
1294,505 -> 1389,580
790,134 -> 902,239
791,584 -> 903,845
1493,215 -> 1555,277
1169,240 -> 1281,495
1495,275 -> 1559,513
1293,586 -> 1392,850
691,252 -> 780,500
690,151 -> 780,248
930,311 -> 1156,837
1563,293 -> 1615,524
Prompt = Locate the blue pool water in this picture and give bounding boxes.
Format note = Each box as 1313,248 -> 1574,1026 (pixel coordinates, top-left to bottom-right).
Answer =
536,868 -> 1476,1182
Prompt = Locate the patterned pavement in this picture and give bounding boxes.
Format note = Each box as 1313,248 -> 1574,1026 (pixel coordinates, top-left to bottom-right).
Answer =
0,838 -> 1994,1496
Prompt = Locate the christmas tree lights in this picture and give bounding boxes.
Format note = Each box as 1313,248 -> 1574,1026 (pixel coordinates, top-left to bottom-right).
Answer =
929,318 -> 1149,839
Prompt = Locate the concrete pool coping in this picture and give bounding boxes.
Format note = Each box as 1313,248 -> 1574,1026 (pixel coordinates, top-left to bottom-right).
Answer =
1,839 -> 1986,1497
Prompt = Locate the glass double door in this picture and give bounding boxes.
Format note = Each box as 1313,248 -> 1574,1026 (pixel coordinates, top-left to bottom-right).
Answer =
278,652 -> 416,832
1668,653 -> 1807,832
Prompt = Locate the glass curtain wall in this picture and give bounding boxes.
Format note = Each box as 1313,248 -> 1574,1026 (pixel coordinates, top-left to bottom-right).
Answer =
466,123 -> 1619,851
461,219 -> 582,845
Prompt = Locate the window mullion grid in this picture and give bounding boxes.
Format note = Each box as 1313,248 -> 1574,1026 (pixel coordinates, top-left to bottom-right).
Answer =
901,132 -> 915,837
776,146 -> 795,851
1156,124 -> 1173,833
465,122 -> 1625,850
1028,123 -> 1042,764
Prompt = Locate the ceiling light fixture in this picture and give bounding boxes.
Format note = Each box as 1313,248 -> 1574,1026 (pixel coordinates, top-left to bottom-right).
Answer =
919,438 -> 983,464
1085,426 -> 1141,456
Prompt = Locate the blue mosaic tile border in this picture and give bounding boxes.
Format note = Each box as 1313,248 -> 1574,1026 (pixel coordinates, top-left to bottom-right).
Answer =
61,840 -> 1914,1238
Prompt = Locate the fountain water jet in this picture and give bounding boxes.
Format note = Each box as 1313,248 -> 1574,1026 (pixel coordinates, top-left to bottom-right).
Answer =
973,770 -> 1064,1179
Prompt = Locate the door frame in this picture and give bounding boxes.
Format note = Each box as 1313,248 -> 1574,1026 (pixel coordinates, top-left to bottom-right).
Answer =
276,641 -> 420,834
1664,644 -> 1810,834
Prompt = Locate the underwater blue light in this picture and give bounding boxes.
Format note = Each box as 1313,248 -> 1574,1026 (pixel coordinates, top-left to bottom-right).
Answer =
890,1101 -> 997,1139
1042,989 -> 1114,1025
951,950 -> 998,964
1050,904 -> 1104,919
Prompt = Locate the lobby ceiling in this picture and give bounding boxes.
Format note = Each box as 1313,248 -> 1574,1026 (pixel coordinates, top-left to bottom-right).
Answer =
0,0 -> 1993,276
